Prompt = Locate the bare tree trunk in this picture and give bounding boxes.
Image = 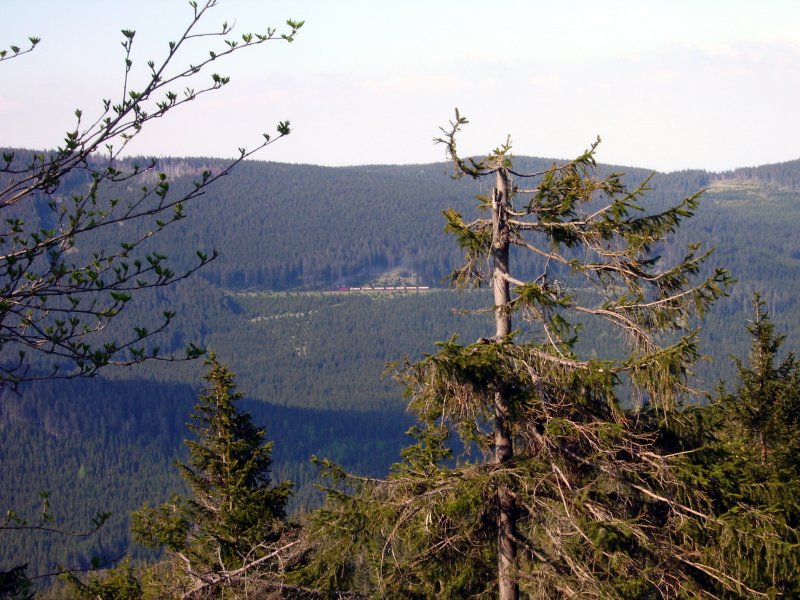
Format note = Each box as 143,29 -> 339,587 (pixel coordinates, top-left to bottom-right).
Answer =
492,167 -> 518,600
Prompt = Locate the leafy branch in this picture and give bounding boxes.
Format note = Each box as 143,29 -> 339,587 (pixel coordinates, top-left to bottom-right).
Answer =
0,37 -> 40,63
0,1 -> 303,387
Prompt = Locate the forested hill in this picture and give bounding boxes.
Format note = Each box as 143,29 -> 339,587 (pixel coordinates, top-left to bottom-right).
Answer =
8,148 -> 800,400
20,150 -> 796,297
717,157 -> 800,191
7,148 -> 800,396
8,148 -> 800,302
0,150 -> 677,291
139,157 -> 683,290
5,150 -> 800,582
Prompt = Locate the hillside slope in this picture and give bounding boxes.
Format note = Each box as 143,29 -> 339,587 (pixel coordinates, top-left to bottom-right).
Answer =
3,152 -> 800,584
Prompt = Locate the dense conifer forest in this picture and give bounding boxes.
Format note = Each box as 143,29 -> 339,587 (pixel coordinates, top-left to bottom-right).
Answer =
4,151 -> 800,596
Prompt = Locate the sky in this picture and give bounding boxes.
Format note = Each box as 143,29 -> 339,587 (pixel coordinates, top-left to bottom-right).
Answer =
2,0 -> 799,173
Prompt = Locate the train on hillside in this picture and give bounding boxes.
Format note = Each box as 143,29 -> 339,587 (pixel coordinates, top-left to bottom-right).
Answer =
333,285 -> 431,292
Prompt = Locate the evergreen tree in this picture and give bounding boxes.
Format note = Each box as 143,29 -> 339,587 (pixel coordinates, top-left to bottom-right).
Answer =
0,564 -> 33,599
299,113 -> 757,598
62,559 -> 142,600
724,295 -> 800,469
128,354 -> 297,598
679,295 -> 800,596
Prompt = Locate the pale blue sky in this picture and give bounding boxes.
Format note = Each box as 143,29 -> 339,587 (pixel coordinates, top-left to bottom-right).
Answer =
2,0 -> 799,172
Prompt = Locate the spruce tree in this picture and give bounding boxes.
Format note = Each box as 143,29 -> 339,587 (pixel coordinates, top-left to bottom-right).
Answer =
300,113 -> 759,598
130,354 -> 296,598
725,295 -> 800,469
681,295 -> 800,596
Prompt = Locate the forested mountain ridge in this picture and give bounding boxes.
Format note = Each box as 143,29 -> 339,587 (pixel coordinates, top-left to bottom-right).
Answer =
0,150 -> 693,291
26,150 -> 799,392
6,148 -> 799,298
4,150 -> 800,590
715,156 -> 800,191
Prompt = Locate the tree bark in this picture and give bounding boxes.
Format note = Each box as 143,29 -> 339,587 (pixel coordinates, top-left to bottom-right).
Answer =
492,167 -> 518,600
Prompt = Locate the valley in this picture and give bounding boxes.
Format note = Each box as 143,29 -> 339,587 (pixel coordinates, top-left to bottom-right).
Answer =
3,153 -> 800,584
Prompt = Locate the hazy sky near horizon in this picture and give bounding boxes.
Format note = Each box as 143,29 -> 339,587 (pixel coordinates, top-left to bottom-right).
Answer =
2,0 -> 799,172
